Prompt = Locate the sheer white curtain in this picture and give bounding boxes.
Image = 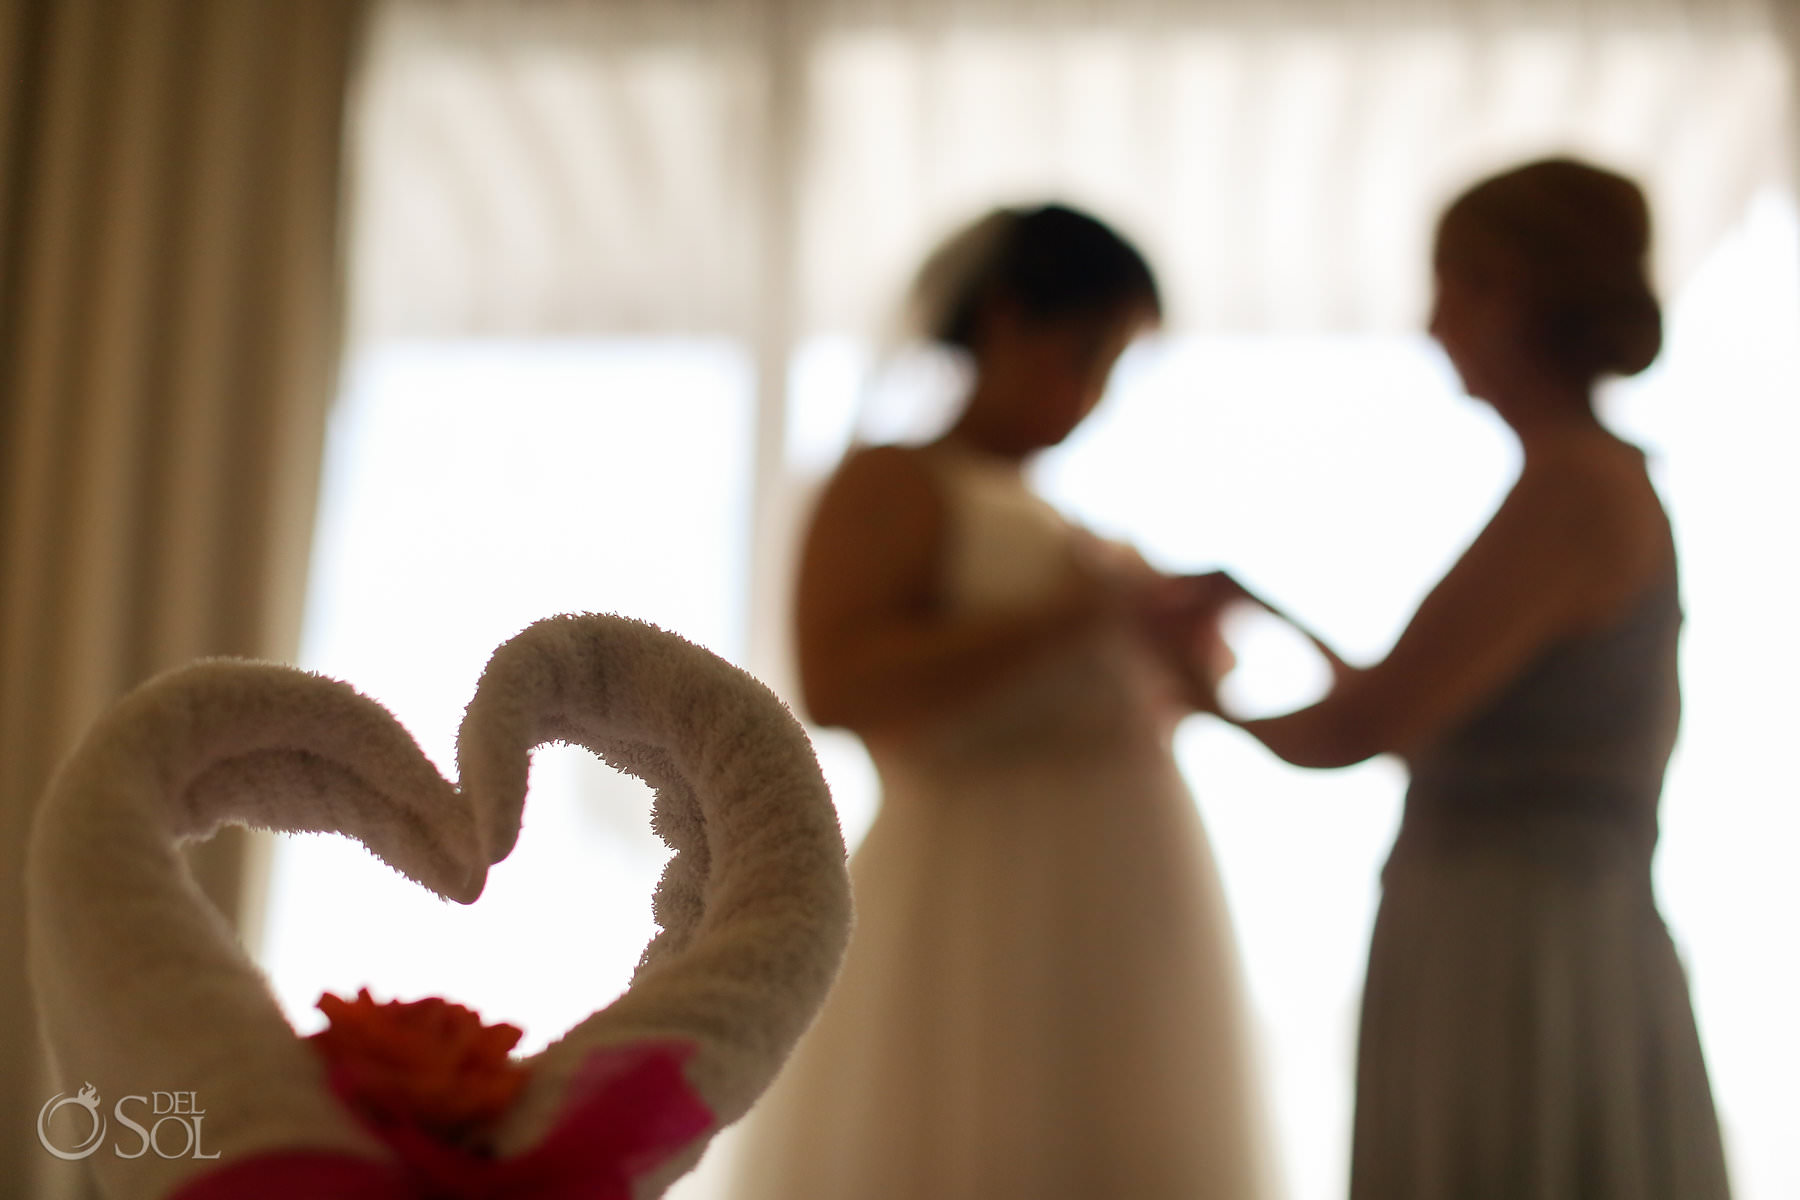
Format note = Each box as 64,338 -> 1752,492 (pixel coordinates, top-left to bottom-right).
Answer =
355,0 -> 1789,340
348,0 -> 1791,688
305,2 -> 1799,1197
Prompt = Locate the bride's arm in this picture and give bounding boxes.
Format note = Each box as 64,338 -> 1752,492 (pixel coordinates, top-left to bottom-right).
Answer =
795,446 -> 1119,734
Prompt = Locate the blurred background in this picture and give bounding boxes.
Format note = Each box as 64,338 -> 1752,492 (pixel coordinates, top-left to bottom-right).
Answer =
2,2 -> 1795,1198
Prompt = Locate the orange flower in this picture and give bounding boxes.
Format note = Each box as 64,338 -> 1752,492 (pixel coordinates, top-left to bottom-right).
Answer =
307,989 -> 528,1145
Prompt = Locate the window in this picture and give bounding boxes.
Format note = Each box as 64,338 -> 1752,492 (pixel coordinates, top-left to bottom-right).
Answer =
259,339 -> 753,1055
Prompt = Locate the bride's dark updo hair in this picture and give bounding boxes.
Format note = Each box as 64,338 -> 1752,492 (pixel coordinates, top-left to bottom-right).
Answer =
1436,157 -> 1662,381
907,203 -> 1161,351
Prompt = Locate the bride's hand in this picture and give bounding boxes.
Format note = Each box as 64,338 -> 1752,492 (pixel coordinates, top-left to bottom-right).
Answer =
1136,573 -> 1243,713
1138,571 -> 1243,642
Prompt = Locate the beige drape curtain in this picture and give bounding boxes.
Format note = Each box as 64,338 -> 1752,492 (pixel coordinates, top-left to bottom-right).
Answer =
1778,1 -> 1800,192
0,1 -> 364,1194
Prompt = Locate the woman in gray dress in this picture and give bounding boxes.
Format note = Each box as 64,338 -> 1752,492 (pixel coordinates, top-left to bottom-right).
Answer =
1188,158 -> 1731,1199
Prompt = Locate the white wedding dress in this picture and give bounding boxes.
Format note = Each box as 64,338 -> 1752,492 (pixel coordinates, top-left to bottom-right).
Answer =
729,442 -> 1277,1200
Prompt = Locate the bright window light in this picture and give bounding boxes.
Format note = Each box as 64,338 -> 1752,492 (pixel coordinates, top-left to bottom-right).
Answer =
259,338 -> 753,1055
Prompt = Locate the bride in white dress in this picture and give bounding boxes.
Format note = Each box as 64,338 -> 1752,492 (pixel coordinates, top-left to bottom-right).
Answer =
728,204 -> 1277,1200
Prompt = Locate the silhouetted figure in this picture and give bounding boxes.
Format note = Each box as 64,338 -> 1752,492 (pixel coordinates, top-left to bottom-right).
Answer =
1214,159 -> 1731,1199
729,204 -> 1275,1200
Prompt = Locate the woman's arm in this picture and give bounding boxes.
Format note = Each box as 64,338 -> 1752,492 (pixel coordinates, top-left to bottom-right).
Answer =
794,445 -> 1116,734
1226,460 -> 1665,769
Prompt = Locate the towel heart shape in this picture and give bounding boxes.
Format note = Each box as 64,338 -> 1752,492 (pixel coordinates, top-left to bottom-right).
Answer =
26,614 -> 852,1200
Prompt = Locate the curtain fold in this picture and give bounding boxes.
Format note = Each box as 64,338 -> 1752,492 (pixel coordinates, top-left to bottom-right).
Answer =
792,10 -> 1789,335
0,1 -> 364,1194
1776,0 -> 1800,193
349,0 -> 772,340
351,0 -> 1789,343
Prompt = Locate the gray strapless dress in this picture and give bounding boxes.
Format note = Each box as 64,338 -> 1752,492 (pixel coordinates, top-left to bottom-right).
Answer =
1350,559 -> 1732,1199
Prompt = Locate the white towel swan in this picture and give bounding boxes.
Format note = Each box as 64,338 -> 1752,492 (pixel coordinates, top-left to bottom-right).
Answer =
26,613 -> 852,1199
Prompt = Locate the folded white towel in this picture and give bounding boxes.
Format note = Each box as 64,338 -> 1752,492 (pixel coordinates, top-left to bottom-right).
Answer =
26,613 -> 851,1200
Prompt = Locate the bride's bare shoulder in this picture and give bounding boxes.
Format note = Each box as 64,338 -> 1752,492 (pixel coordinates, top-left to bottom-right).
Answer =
802,444 -> 947,573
